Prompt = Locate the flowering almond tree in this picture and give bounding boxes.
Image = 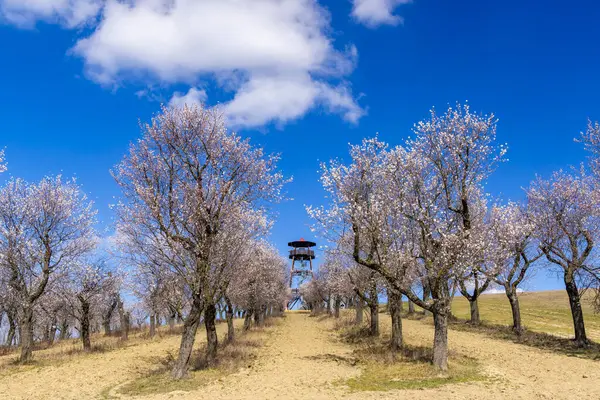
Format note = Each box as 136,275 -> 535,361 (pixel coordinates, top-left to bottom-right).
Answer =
0,149 -> 6,173
485,202 -> 542,334
309,104 -> 506,371
0,176 -> 97,362
227,241 -> 288,330
579,120 -> 600,312
527,169 -> 600,346
580,120 -> 600,177
61,259 -> 117,351
113,105 -> 286,379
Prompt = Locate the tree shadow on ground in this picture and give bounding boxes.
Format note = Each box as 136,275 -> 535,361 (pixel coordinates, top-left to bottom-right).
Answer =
448,319 -> 600,361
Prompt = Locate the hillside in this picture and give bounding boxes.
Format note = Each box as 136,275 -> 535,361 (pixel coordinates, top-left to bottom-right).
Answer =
450,290 -> 600,341
0,290 -> 599,399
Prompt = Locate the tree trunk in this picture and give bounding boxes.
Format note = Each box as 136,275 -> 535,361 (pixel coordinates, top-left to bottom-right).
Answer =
204,303 -> 218,367
19,306 -> 34,363
59,319 -> 70,340
47,323 -> 56,345
80,299 -> 91,352
258,305 -> 266,327
225,297 -> 235,343
388,290 -> 403,351
355,297 -> 364,324
243,310 -> 253,331
334,296 -> 341,318
171,298 -> 202,379
432,311 -> 448,371
422,280 -> 432,316
149,314 -> 156,338
408,299 -> 415,315
469,298 -> 480,324
564,271 -> 588,346
103,299 -> 117,337
506,288 -> 522,335
369,302 -> 379,336
118,300 -> 129,341
169,313 -> 176,332
368,282 -> 379,336
6,311 -> 17,347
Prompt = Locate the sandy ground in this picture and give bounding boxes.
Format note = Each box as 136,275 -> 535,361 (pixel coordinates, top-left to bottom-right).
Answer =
1,313 -> 599,399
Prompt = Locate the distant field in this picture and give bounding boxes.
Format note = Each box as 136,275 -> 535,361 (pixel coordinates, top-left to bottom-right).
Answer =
448,290 -> 600,341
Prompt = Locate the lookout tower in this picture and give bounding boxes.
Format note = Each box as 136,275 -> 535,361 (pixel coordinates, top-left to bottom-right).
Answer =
287,238 -> 316,310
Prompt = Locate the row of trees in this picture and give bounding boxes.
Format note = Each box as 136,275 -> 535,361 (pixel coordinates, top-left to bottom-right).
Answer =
0,105 -> 290,380
307,104 -> 600,371
112,105 -> 289,378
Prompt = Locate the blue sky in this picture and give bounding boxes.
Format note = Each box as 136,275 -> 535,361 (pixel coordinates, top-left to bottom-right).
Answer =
1,0 -> 599,292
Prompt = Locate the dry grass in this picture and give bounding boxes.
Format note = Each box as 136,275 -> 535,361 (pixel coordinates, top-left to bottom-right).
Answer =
116,319 -> 280,397
447,319 -> 600,360
449,290 -> 600,341
332,315 -> 484,392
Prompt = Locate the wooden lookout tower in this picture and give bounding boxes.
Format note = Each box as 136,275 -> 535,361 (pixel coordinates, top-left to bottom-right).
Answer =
287,238 -> 316,310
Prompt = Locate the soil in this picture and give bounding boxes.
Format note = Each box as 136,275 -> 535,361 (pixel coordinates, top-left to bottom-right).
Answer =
1,312 -> 599,399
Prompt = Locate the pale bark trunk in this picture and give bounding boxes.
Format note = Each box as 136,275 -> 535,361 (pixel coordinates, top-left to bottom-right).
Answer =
171,299 -> 202,379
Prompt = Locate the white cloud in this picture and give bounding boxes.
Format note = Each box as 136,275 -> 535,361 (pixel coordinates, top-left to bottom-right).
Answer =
70,0 -> 364,127
0,0 -> 102,28
223,73 -> 365,128
169,87 -> 208,109
3,0 -> 366,128
351,0 -> 411,28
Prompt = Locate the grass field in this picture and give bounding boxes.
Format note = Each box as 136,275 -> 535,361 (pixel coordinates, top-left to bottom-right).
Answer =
449,290 -> 600,341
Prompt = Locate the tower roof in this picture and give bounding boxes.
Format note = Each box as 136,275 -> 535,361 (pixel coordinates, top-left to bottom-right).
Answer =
288,238 -> 316,248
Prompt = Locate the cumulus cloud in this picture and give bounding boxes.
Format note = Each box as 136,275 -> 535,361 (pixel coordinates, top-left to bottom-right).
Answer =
71,0 -> 365,127
169,87 -> 208,109
0,0 -> 102,28
223,73 -> 365,128
4,0 -> 366,128
351,0 -> 411,28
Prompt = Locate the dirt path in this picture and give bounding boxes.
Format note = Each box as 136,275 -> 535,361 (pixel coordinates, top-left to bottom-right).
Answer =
173,313 -> 600,400
1,313 -> 599,399
140,312 -> 360,400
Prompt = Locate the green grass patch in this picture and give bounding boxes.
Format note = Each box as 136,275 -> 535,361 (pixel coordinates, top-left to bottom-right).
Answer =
118,368 -> 224,396
333,318 -> 485,392
346,356 -> 483,391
